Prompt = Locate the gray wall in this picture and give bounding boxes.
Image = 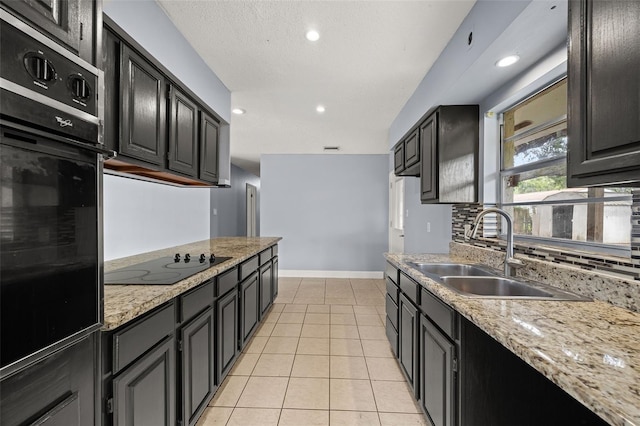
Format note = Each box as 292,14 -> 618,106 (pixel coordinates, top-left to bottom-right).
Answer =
261,154 -> 388,274
403,178 -> 452,254
104,175 -> 210,260
388,0 -> 570,253
388,0 -> 531,145
211,165 -> 261,237
102,0 -> 231,259
103,0 -> 230,122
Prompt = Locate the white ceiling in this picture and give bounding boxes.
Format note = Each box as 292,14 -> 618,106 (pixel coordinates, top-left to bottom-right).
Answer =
156,0 -> 476,176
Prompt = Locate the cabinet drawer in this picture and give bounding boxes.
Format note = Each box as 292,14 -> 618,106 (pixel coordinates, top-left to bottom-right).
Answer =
216,267 -> 238,296
385,262 -> 398,285
386,278 -> 398,303
386,316 -> 398,357
421,288 -> 456,339
239,256 -> 259,281
386,294 -> 398,330
272,245 -> 278,256
113,303 -> 175,374
181,280 -> 213,323
259,248 -> 272,265
399,272 -> 420,305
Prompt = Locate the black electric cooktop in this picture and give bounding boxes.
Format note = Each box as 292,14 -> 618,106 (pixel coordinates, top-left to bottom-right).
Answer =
104,254 -> 232,285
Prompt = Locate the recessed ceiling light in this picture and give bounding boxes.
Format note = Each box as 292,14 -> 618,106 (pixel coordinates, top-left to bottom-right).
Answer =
306,30 -> 320,42
316,105 -> 325,113
496,55 -> 520,67
232,108 -> 246,115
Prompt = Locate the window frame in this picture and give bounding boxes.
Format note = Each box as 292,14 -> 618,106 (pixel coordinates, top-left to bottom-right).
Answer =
496,77 -> 632,258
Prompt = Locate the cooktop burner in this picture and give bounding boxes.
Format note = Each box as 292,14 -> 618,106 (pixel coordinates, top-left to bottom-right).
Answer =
104,254 -> 232,285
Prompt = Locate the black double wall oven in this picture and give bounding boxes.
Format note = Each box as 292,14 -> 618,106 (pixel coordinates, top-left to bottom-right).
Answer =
0,9 -> 111,378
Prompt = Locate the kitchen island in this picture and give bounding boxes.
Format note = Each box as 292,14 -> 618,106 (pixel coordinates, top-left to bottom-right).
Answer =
385,247 -> 640,426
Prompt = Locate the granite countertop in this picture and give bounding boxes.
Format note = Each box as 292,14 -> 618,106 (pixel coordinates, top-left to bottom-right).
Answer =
385,252 -> 640,426
103,237 -> 281,331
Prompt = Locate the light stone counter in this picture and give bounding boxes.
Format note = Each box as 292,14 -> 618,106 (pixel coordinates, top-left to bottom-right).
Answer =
103,237 -> 281,331
385,251 -> 640,426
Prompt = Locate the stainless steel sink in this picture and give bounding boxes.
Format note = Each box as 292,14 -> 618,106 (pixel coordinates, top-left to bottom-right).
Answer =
408,262 -> 495,277
441,276 -> 553,298
407,262 -> 589,301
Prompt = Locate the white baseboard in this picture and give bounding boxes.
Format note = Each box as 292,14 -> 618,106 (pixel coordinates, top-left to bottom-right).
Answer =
279,270 -> 384,279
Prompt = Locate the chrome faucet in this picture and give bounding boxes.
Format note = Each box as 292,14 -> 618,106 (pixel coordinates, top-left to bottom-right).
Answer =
465,207 -> 524,277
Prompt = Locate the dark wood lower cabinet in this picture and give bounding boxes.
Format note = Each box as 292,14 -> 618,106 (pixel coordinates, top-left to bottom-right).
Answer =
0,334 -> 95,426
259,262 -> 273,318
216,290 -> 238,382
420,315 -> 456,426
181,308 -> 215,426
387,263 -> 607,426
99,245 -> 278,426
112,336 -> 176,426
239,272 -> 259,349
272,257 -> 279,299
399,293 -> 419,397
460,318 -> 607,426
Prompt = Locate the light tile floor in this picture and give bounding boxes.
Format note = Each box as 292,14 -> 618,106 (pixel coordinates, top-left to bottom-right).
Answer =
197,277 -> 426,426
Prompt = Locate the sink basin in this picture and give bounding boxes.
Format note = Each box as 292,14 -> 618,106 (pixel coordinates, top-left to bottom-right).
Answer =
409,262 -> 495,277
440,276 -> 588,301
407,262 -> 589,301
441,276 -> 552,298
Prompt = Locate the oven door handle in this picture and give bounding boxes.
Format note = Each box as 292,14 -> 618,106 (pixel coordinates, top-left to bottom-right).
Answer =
62,137 -> 117,159
1,119 -> 116,158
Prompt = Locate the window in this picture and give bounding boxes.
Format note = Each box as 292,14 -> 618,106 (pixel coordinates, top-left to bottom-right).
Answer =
499,78 -> 632,255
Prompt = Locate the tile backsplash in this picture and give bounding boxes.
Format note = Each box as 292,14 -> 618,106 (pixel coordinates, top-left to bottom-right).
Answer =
451,192 -> 640,281
450,191 -> 640,312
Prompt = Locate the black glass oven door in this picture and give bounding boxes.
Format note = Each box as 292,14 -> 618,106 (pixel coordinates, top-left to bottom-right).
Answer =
1,128 -> 100,370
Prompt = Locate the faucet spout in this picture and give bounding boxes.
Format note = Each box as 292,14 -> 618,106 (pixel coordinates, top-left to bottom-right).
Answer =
467,207 -> 524,277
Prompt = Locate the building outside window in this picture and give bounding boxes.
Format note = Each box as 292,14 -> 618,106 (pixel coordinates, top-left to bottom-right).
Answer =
499,78 -> 632,255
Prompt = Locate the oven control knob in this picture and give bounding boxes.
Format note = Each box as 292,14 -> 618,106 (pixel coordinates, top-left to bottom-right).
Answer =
199,254 -> 206,263
174,253 -> 181,262
209,254 -> 216,263
24,53 -> 57,82
184,253 -> 191,263
69,75 -> 90,99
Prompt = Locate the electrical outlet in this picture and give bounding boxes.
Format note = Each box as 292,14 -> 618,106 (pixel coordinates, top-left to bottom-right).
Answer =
464,224 -> 472,240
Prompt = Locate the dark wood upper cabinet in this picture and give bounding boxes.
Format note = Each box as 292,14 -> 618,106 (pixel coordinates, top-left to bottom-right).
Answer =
567,0 -> 640,186
0,0 -> 96,64
102,16 -> 229,186
420,114 -> 437,203
419,105 -> 479,204
199,111 -> 220,184
394,128 -> 420,177
168,86 -> 198,177
404,129 -> 420,169
394,143 -> 405,175
120,44 -> 167,166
